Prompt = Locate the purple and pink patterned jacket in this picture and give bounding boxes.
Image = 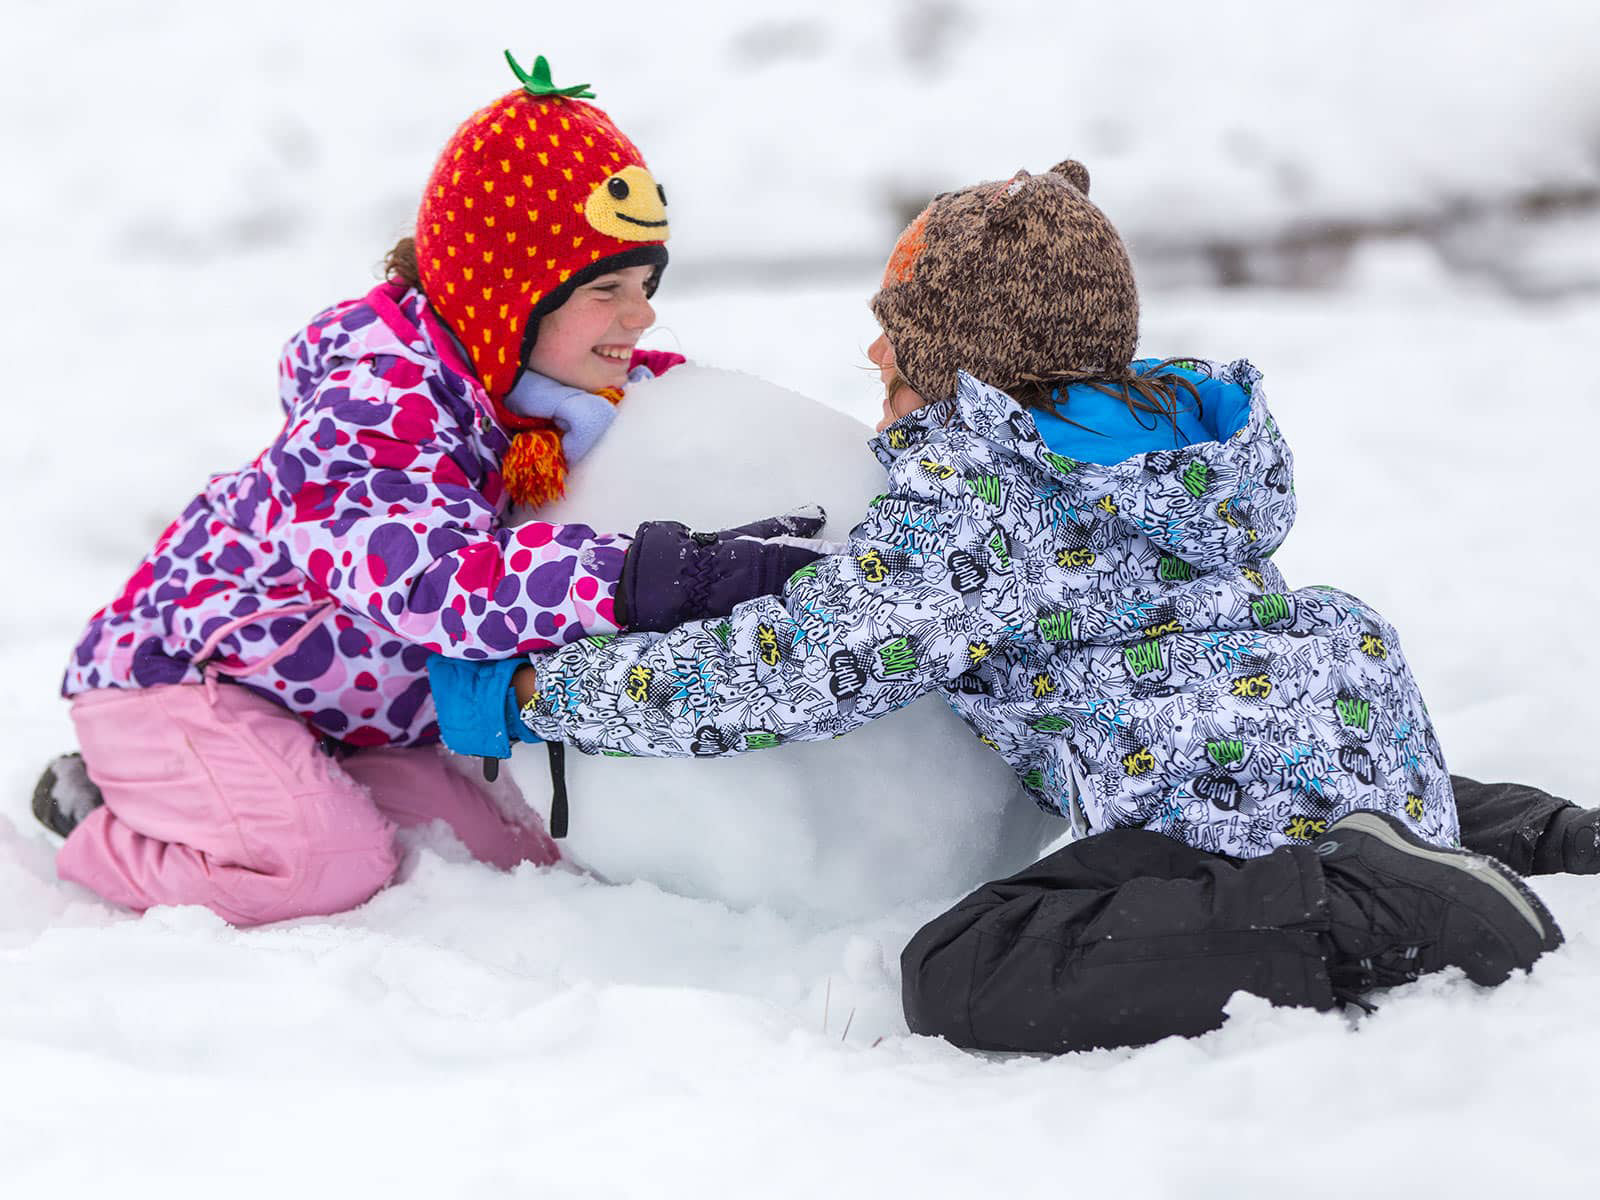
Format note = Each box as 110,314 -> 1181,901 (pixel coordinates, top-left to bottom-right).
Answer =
62,282 -> 636,748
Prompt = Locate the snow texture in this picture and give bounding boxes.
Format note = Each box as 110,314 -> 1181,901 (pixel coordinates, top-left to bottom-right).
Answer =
3,4 -> 1600,1196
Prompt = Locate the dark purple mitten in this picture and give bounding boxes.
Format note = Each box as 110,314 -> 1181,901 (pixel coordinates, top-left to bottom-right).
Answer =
618,506 -> 828,633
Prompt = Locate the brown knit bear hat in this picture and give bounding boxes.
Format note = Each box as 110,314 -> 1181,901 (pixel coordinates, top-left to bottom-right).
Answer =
869,160 -> 1139,403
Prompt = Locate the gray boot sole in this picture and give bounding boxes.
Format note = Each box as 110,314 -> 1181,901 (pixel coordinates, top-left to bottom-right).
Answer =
1323,810 -> 1564,963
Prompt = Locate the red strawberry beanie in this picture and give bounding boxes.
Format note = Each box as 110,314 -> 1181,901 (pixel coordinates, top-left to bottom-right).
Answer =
415,53 -> 670,507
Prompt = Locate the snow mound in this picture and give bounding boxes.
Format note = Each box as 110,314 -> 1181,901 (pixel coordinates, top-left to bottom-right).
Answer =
532,365 -> 1058,916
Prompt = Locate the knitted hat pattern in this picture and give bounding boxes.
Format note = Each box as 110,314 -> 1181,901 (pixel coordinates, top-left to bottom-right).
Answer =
416,54 -> 669,508
869,160 -> 1139,404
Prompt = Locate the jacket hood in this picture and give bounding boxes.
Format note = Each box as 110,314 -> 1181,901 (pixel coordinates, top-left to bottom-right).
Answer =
871,358 -> 1296,572
279,283 -> 495,434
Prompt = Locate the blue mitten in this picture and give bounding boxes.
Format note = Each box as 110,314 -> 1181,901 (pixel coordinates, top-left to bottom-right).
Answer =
426,654 -> 543,758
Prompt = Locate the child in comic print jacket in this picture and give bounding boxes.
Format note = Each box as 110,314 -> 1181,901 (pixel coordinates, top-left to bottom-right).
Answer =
512,165 -> 1450,860
439,159 -> 1566,1052
520,357 -> 1450,853
37,55 -> 820,927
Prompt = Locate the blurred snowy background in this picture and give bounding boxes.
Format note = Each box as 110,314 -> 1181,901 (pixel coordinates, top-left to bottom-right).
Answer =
3,1 -> 1600,1195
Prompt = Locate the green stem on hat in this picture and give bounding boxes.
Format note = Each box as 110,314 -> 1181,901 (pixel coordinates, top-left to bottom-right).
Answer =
503,51 -> 596,100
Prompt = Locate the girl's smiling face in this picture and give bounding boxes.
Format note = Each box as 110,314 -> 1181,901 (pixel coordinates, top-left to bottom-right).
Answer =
868,332 -> 928,432
526,265 -> 658,391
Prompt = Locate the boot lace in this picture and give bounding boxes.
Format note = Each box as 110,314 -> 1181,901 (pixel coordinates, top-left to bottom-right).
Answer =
1329,941 -> 1434,1012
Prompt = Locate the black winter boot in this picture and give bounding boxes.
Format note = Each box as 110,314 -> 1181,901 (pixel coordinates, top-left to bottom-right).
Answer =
1534,807 -> 1600,875
31,753 -> 104,838
1316,811 -> 1563,1000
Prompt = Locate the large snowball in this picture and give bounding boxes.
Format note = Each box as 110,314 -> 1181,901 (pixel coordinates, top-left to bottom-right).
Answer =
529,365 -> 1060,920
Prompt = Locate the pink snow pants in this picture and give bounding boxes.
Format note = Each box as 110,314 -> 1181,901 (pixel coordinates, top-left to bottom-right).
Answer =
57,683 -> 560,926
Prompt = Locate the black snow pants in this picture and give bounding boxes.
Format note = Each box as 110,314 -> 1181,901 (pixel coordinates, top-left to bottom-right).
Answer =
901,775 -> 1577,1054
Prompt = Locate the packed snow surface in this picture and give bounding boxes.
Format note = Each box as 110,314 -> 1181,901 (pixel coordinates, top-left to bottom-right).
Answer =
4,4 -> 1600,1196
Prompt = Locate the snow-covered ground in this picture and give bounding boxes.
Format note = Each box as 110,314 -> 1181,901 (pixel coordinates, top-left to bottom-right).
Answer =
5,4 -> 1600,1196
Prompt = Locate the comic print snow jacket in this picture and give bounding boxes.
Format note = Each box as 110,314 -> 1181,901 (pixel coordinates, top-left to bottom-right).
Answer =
62,283 -> 629,748
518,360 -> 1458,857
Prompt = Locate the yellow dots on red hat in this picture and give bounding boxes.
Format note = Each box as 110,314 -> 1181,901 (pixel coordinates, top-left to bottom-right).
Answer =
465,305 -> 476,319
452,170 -> 462,186
499,303 -> 510,320
491,123 -> 503,136
572,235 -> 583,248
464,197 -> 475,209
548,133 -> 560,147
505,230 -> 516,243
453,148 -> 463,161
547,188 -> 557,201
561,168 -> 573,181
473,138 -> 485,152
537,152 -> 549,166
435,185 -> 445,199
559,268 -> 571,283
431,257 -> 441,271
526,209 -> 539,223
482,285 -> 492,300
610,151 -> 621,162
503,266 -> 514,280
500,159 -> 511,173
572,201 -> 584,214
523,174 -> 534,188
496,344 -> 505,361
547,258 -> 556,269
527,117 -> 538,133
502,106 -> 516,119
485,215 -> 496,228
445,210 -> 456,222
447,246 -> 457,258
445,281 -> 456,295
521,280 -> 532,293
590,249 -> 600,261
572,150 -> 584,164
482,328 -> 493,345
463,267 -> 474,281
584,135 -> 595,148
430,223 -> 441,235
504,194 -> 515,208
465,231 -> 476,244
483,180 -> 495,194
551,223 -> 562,235
482,250 -> 494,264
514,136 -> 525,151
559,116 -> 570,131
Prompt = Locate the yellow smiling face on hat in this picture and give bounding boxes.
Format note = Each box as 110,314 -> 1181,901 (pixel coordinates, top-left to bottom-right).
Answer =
584,165 -> 670,241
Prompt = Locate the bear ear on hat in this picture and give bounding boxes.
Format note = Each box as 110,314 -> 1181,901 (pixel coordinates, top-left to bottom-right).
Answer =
985,169 -> 1048,226
1049,159 -> 1091,194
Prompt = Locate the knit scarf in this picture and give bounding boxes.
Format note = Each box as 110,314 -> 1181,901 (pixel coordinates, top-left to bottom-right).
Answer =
500,386 -> 624,508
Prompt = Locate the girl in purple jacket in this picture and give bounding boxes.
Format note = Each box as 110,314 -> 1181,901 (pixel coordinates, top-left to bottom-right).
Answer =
35,54 -> 820,926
